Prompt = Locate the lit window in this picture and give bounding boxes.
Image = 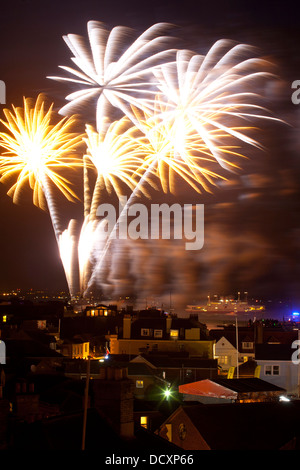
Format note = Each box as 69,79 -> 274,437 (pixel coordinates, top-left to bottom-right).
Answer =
170,329 -> 179,339
218,356 -> 228,365
136,380 -> 144,388
140,416 -> 148,429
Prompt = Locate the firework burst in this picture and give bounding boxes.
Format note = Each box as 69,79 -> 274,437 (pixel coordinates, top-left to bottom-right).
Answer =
0,94 -> 83,238
48,21 -> 177,130
153,42 -> 278,171
83,116 -> 146,218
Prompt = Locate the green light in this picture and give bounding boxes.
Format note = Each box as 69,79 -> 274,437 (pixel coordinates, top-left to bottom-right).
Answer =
164,389 -> 171,399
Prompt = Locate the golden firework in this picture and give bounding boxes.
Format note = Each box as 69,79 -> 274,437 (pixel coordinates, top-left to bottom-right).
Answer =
0,94 -> 83,213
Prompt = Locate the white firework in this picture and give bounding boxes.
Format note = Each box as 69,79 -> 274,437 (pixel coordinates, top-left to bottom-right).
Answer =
153,40 -> 279,171
48,21 -> 177,131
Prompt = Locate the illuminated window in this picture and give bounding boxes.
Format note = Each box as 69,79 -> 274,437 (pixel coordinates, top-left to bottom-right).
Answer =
136,380 -> 144,388
218,356 -> 228,365
140,416 -> 148,429
170,329 -> 179,339
2,316 -> 6,323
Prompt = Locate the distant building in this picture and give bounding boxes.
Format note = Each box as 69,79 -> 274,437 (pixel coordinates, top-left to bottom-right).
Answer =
85,304 -> 118,317
60,338 -> 90,360
255,344 -> 300,396
131,354 -> 218,385
107,311 -> 214,359
209,322 -> 299,375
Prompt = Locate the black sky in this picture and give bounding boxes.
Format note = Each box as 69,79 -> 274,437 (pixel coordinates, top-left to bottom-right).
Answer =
0,0 -> 300,306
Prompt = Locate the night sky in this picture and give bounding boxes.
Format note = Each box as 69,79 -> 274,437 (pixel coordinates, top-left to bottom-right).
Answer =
0,0 -> 300,308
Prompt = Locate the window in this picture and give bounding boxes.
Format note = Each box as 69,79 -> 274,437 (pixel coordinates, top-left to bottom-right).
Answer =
140,416 -> 148,429
141,328 -> 150,337
136,380 -> 144,388
218,355 -> 228,365
242,342 -> 253,350
265,365 -> 272,375
265,365 -> 280,376
154,329 -> 163,338
170,329 -> 179,339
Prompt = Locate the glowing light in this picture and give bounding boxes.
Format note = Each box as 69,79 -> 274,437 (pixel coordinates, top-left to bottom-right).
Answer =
0,95 -> 83,238
48,21 -> 176,129
153,43 -> 280,172
83,117 -> 145,216
279,395 -> 290,402
130,100 -> 233,195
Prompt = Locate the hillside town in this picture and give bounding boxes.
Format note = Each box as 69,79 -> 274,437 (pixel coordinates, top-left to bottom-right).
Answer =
0,293 -> 300,451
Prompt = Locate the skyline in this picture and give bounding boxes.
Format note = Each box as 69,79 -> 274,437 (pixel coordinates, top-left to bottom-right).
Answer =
0,0 -> 300,308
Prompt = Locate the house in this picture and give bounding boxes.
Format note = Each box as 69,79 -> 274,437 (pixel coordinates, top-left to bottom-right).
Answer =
157,401 -> 300,450
107,311 -> 214,358
127,362 -> 169,400
209,322 -> 299,374
178,377 -> 286,403
59,337 -> 90,359
85,304 -> 118,317
98,355 -> 171,400
255,343 -> 300,396
131,353 -> 218,386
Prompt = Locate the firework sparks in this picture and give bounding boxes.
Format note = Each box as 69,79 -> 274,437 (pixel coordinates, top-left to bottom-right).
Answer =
83,116 -> 146,218
48,21 -> 177,130
153,42 -> 279,171
84,40 -> 280,297
0,94 -> 83,239
129,101 -> 231,195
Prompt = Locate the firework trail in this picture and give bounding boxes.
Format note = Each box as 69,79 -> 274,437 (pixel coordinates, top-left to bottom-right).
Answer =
78,116 -> 147,293
0,94 -> 83,295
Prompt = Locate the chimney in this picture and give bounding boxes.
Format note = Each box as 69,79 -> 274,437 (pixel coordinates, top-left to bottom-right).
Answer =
123,315 -> 131,339
166,315 -> 172,333
92,366 -> 134,439
254,320 -> 263,344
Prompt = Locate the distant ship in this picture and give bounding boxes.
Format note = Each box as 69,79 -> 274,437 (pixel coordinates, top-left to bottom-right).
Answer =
185,293 -> 265,317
